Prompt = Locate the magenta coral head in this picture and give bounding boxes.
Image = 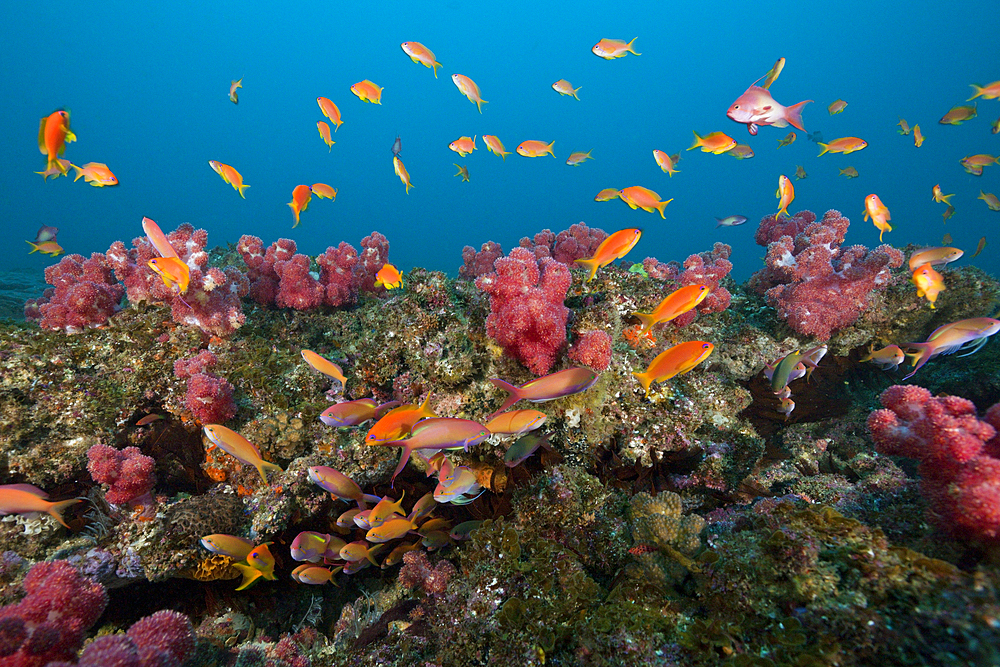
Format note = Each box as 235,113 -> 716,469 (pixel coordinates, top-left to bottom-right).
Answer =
125,610 -> 195,667
87,444 -> 156,505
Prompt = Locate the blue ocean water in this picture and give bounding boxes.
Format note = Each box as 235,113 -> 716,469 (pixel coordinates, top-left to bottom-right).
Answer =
3,1 -> 999,284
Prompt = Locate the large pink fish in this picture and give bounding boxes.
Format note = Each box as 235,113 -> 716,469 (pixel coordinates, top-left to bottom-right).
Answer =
901,317 -> 1000,380
727,82 -> 812,136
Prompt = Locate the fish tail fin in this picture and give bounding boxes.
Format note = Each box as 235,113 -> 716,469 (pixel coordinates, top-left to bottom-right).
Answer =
687,132 -> 703,151
418,392 -> 436,419
627,37 -> 641,55
817,143 -> 830,157
900,343 -> 932,380
391,445 -> 414,486
47,498 -> 82,529
784,100 -> 813,132
233,563 -> 264,591
26,241 -> 38,254
547,141 -> 555,157
968,84 -> 983,101
573,86 -> 581,100
71,163 -> 84,181
366,544 -> 386,567
669,166 -> 679,177
574,258 -> 600,283
487,378 -> 522,419
238,184 -> 249,199
655,199 -> 673,219
255,461 -> 283,485
633,312 -> 656,337
432,61 -> 441,78
502,150 -> 510,161
631,371 -> 653,398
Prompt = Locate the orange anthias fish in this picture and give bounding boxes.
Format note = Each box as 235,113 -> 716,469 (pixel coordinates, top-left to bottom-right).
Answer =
449,135 -> 477,157
981,191 -> 1000,211
726,82 -> 812,136
592,37 -> 640,59
351,80 -> 383,104
969,81 -> 1000,101
377,418 -> 491,484
203,424 -> 283,484
897,117 -> 911,135
308,465 -> 379,508
401,42 -> 441,78
301,349 -> 347,386
817,137 -> 867,156
963,154 -> 999,170
632,341 -> 714,399
0,483 -> 81,528
777,132 -> 797,148
776,175 -> 794,217
488,367 -> 599,419
201,534 -> 255,560
142,217 -> 179,259
566,150 -> 593,166
71,162 -> 118,186
517,140 -> 555,158
366,394 -> 436,444
35,158 -> 72,180
632,284 -> 710,336
864,194 -> 892,242
208,161 -> 249,198
38,109 -> 76,174
912,263 -> 945,309
317,97 -> 343,130
939,103 -> 976,125
574,228 -> 642,282
908,247 -> 963,272
26,240 -> 64,257
794,165 -> 807,180
233,543 -> 276,591
288,184 -> 312,227
484,409 -> 547,436
311,183 -> 337,199
901,318 -> 1000,380
653,149 -> 679,176
317,121 -> 335,151
394,156 -> 413,193
454,164 -> 470,182
828,99 -> 847,114
552,79 -> 581,99
375,263 -> 403,289
688,131 -> 737,154
619,186 -> 673,219
840,167 -> 859,178
931,184 -> 954,206
148,256 -> 190,296
913,125 -> 924,147
483,135 -> 511,160
452,74 -> 487,113
595,188 -> 621,202
229,78 -> 242,104
860,344 -> 905,371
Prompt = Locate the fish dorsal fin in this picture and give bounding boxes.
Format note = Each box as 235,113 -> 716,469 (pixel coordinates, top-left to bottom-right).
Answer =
0,483 -> 49,498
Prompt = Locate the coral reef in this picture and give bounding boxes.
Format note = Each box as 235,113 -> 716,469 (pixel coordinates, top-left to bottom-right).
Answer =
24,253 -> 124,333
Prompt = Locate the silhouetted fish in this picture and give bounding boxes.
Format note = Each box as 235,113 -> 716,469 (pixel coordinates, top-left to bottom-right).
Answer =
806,131 -> 824,144
391,135 -> 401,157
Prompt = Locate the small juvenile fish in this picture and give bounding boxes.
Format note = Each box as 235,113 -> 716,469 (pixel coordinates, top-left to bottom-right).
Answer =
769,349 -> 805,393
794,165 -> 807,180
573,227 -> 642,282
860,345 -> 905,371
913,125 -> 924,147
72,162 -> 117,186
394,155 -> 413,193
939,103 -> 976,125
727,144 -> 754,159
517,140 -> 555,157
943,205 -> 956,222
351,80 -> 383,104
839,167 -> 859,178
135,414 -> 163,426
566,150 -> 593,166
454,164 -> 470,181
993,117 -> 1000,134
288,184 -> 312,227
943,233 -> 953,245
715,215 -> 747,228
375,263 -> 403,289
761,58 -> 785,89
828,99 -> 847,114
653,149 -> 679,175
449,520 -> 485,541
34,225 -> 58,243
776,174 -> 794,217
971,236 -> 987,258
595,188 -> 621,201
632,341 -> 713,399
483,135 -> 510,160
619,186 -> 673,218
208,161 -> 249,198
35,158 -> 72,180
777,132 -> 796,148
980,191 -> 1000,211
452,74 -> 487,113
969,81 -> 1000,101
317,97 -> 343,130
896,117 -> 910,135
229,78 -> 242,104
806,131 -> 824,144
817,137 -> 867,156
401,42 -> 441,78
317,121 -> 335,151
449,135 -> 477,156
931,184 -> 954,206
301,349 -> 346,385
688,131 -> 737,154
552,79 -> 581,99
864,194 -> 892,242
504,432 -> 554,467
311,183 -> 337,199
392,135 -> 401,157
592,37 -> 639,59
